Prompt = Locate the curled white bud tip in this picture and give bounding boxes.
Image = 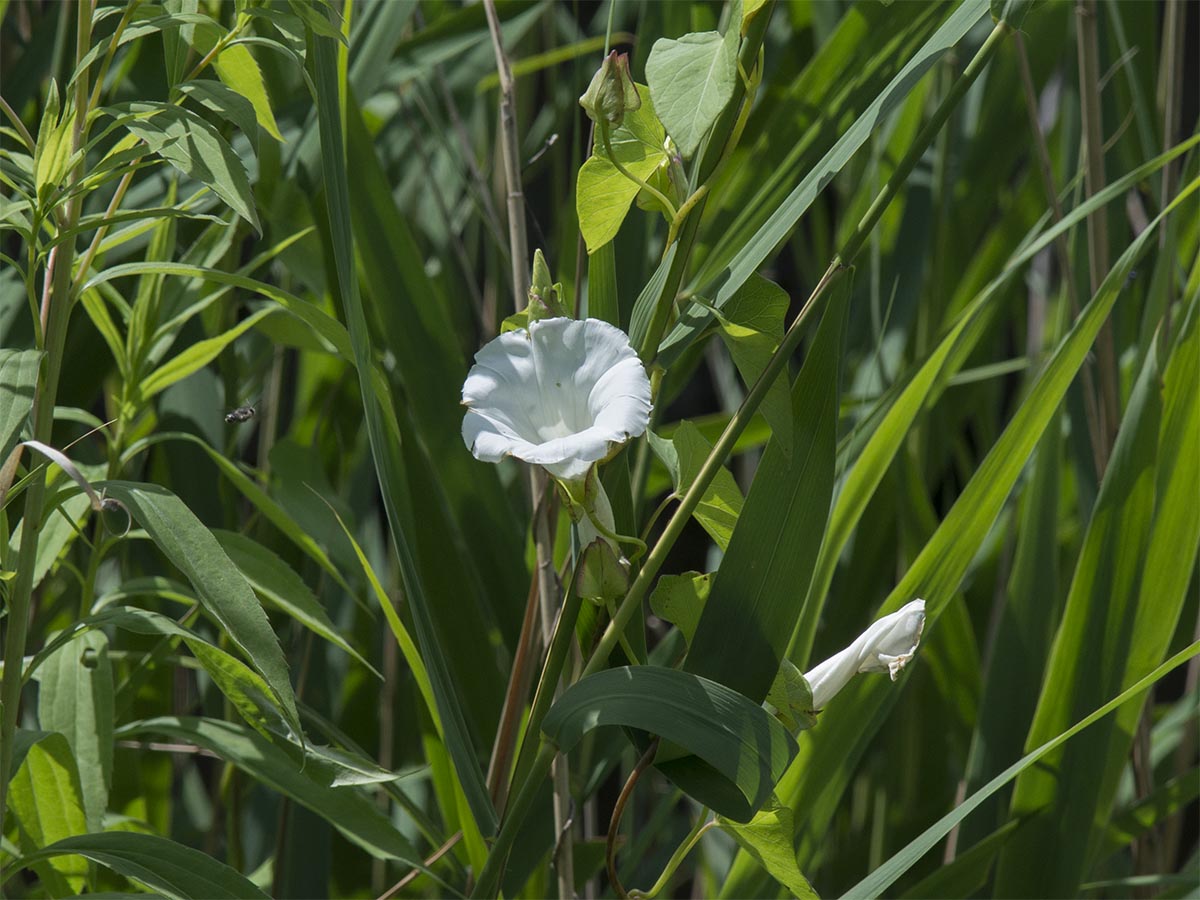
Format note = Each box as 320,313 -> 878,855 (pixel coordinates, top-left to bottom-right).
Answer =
803,599 -> 926,709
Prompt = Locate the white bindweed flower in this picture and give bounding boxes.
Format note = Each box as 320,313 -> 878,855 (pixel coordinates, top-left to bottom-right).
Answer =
803,599 -> 926,709
461,317 -> 653,484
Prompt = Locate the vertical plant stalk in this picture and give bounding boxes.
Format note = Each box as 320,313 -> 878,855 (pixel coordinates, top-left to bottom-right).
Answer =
0,0 -> 92,834
1075,0 -> 1119,453
1155,0 -> 1184,341
606,740 -> 658,899
485,573 -> 541,807
481,1 -> 574,894
1014,33 -> 1107,477
471,20 -> 1014,897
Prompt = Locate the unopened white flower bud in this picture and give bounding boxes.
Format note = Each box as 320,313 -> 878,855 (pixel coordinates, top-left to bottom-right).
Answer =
803,599 -> 926,709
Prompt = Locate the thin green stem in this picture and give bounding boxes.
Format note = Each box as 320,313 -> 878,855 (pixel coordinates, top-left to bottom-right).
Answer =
588,510 -> 648,561
72,168 -> 134,296
600,121 -> 678,219
1014,31 -> 1106,477
0,0 -> 93,836
665,184 -> 709,248
504,568 -> 584,813
638,493 -> 677,544
87,0 -> 142,113
629,815 -> 717,900
1075,0 -> 1119,456
835,20 -> 1009,267
607,739 -> 659,899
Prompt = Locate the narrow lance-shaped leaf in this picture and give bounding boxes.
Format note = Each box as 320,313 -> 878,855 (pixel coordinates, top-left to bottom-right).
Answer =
7,731 -> 89,894
212,529 -> 377,675
0,350 -> 41,461
115,717 -> 439,878
18,831 -> 270,900
98,481 -> 301,740
213,43 -> 284,141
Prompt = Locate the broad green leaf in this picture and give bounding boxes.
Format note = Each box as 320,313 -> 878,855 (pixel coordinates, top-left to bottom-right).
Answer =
763,660 -> 816,735
576,538 -> 628,603
718,800 -> 818,899
685,280 -> 846,703
648,571 -> 712,644
98,482 -> 300,739
116,102 -> 260,232
577,84 -> 668,252
312,35 -> 496,836
8,731 -> 88,893
647,421 -> 743,550
542,666 -> 797,821
20,831 -> 269,900
213,43 -> 284,141
843,642 -> 1200,898
645,30 -> 737,158
212,529 -> 376,675
0,349 -> 41,460
648,573 -> 814,734
657,0 -> 990,366
716,274 -> 794,457
38,630 -> 113,833
139,306 -> 276,400
115,718 -> 431,874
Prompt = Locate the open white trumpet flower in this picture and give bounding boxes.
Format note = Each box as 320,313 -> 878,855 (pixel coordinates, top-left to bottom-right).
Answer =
461,317 -> 653,483
803,599 -> 926,709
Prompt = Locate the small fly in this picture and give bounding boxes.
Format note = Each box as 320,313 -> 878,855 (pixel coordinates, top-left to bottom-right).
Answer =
225,396 -> 259,424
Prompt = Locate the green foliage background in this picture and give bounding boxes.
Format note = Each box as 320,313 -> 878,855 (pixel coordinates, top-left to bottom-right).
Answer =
0,0 -> 1197,897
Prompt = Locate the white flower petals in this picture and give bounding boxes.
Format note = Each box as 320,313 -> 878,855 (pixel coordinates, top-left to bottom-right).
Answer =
462,317 -> 652,482
803,599 -> 926,709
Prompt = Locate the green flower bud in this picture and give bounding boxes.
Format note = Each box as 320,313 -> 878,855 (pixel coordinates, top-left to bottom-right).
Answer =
579,50 -> 642,127
527,249 -> 567,321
